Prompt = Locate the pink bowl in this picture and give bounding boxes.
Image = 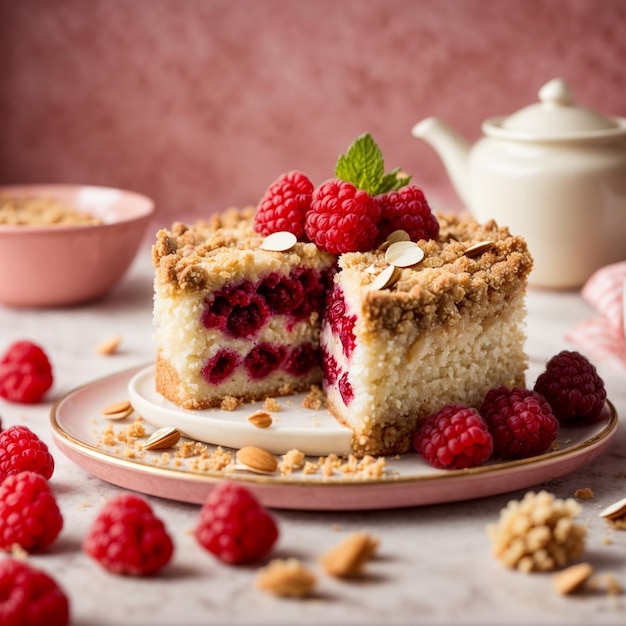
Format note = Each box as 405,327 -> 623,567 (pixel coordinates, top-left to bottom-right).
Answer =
0,184 -> 155,307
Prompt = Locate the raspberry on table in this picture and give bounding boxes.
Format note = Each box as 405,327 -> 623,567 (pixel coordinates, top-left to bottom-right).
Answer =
0,340 -> 53,404
480,387 -> 559,460
413,403 -> 493,470
254,170 -> 314,239
375,185 -> 440,243
83,493 -> 174,576
0,471 -> 63,552
195,481 -> 279,565
0,558 -> 70,626
304,179 -> 381,254
534,350 -> 607,422
0,425 -> 55,481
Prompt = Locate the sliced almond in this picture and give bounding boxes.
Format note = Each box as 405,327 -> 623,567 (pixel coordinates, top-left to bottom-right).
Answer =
379,229 -> 410,251
247,410 -> 273,429
598,497 -> 626,520
101,400 -> 134,420
236,446 -> 278,474
553,562 -> 593,595
385,241 -> 425,268
464,240 -> 495,258
370,264 -> 402,291
260,231 -> 297,252
95,335 -> 122,355
320,531 -> 379,578
143,427 -> 181,451
364,263 -> 379,275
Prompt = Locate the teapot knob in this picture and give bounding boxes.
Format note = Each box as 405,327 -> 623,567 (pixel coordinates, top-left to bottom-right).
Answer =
538,78 -> 573,106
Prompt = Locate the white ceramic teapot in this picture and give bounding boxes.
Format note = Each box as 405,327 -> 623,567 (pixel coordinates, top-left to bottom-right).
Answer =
412,78 -> 626,288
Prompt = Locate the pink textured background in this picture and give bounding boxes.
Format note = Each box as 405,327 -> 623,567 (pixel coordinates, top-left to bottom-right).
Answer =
1,0 -> 625,226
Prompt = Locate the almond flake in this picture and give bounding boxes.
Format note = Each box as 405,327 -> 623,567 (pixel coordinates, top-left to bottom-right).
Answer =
379,229 -> 410,251
598,497 -> 626,520
236,445 -> 278,474
260,231 -> 297,252
370,264 -> 402,291
553,562 -> 593,595
464,240 -> 495,258
143,427 -> 181,451
320,531 -> 379,578
247,410 -> 273,429
101,400 -> 134,420
385,241 -> 425,268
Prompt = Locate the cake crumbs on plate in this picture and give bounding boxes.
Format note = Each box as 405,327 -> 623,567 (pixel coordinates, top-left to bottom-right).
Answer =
574,487 -> 594,500
220,395 -> 241,411
301,385 -> 325,410
263,397 -> 281,412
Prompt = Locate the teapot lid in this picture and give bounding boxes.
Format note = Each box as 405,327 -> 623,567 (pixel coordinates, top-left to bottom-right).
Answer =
486,78 -> 621,139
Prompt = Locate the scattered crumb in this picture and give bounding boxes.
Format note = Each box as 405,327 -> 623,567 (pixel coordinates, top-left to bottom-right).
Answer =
605,574 -> 624,595
574,487 -> 594,500
220,396 -> 240,411
263,397 -> 281,412
279,449 -> 306,475
302,385 -> 325,410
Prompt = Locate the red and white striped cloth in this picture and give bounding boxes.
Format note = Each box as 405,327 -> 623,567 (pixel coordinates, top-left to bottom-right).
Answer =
565,261 -> 626,368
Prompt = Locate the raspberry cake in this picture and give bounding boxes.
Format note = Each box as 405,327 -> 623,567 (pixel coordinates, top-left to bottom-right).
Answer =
151,134 -> 533,456
321,212 -> 532,455
152,207 -> 335,409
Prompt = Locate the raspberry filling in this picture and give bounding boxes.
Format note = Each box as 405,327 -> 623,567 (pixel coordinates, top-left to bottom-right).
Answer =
284,343 -> 318,377
201,349 -> 240,385
201,268 -> 332,339
338,372 -> 354,405
324,286 -> 356,358
244,344 -> 287,380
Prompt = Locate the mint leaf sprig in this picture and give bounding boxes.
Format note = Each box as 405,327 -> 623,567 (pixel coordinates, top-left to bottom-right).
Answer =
335,133 -> 411,196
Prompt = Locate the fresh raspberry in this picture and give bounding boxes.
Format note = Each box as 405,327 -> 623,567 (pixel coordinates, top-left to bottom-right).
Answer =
304,179 -> 381,254
413,404 -> 493,470
534,350 -> 607,422
83,494 -> 174,576
201,349 -> 240,385
375,185 -> 440,243
254,170 -> 313,239
0,425 -> 55,482
195,481 -> 278,565
0,471 -> 63,552
0,341 -> 53,404
0,558 -> 70,626
480,387 -> 559,459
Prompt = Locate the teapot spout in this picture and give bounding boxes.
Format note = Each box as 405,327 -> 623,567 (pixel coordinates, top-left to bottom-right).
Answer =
411,117 -> 471,209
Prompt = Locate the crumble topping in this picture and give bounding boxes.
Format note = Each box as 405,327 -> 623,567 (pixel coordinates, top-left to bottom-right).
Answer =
0,195 -> 102,226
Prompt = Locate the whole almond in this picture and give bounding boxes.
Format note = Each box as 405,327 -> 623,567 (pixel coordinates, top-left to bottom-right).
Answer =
143,427 -> 181,451
553,562 -> 593,595
247,410 -> 273,429
320,531 -> 379,578
236,446 -> 278,474
95,335 -> 122,355
256,558 -> 316,597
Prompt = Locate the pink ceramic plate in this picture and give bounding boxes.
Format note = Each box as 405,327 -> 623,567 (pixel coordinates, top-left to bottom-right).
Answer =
50,366 -> 619,511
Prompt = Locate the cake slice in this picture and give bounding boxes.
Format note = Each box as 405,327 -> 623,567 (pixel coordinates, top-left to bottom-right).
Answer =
321,212 -> 533,456
152,207 -> 336,409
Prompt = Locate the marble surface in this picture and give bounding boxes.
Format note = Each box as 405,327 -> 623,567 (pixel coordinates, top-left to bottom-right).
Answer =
1,247 -> 625,625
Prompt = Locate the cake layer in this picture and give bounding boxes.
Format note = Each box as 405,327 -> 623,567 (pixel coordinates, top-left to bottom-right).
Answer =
152,208 -> 336,409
